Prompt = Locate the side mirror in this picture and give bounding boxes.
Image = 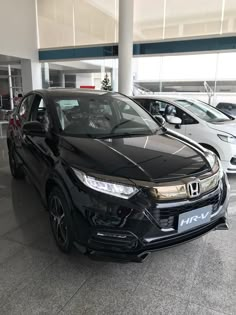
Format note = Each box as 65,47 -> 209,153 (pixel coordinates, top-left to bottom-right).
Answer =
166,115 -> 182,125
23,121 -> 46,137
153,115 -> 165,126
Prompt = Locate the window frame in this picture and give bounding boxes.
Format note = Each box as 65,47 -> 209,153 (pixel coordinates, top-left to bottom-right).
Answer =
17,94 -> 35,123
161,101 -> 199,125
27,93 -> 52,132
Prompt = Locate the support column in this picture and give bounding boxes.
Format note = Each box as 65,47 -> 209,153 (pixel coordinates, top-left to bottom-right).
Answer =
8,65 -> 14,110
118,0 -> 134,95
59,72 -> 65,88
21,59 -> 42,93
41,62 -> 50,89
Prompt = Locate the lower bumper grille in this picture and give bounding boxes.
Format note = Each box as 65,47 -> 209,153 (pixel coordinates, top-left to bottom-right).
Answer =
151,188 -> 223,230
89,231 -> 139,252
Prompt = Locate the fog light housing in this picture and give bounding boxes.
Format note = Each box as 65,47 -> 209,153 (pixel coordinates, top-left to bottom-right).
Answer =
230,157 -> 236,165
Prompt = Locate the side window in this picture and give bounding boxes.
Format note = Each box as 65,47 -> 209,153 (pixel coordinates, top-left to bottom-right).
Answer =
150,100 -> 162,115
181,112 -> 198,125
158,102 -> 168,115
217,103 -> 224,110
18,95 -> 34,123
30,95 -> 50,132
135,99 -> 150,111
164,103 -> 198,125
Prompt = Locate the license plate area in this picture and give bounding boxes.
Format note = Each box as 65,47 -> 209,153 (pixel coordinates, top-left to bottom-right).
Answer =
178,206 -> 212,233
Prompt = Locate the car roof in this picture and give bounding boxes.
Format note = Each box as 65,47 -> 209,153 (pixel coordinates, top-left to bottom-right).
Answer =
133,95 -> 183,102
32,88 -> 116,98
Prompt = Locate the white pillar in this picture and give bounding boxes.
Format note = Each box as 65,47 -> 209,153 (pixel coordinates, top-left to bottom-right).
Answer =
59,72 -> 65,88
41,62 -> 50,89
21,59 -> 42,93
118,0 -> 134,95
8,65 -> 14,110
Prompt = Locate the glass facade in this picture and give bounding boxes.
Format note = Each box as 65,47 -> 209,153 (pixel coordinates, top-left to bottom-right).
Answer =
41,51 -> 236,105
133,52 -> 236,104
41,58 -> 118,91
37,0 -> 236,48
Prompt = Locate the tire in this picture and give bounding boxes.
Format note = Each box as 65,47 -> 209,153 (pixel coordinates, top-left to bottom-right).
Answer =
48,187 -> 73,253
8,144 -> 25,179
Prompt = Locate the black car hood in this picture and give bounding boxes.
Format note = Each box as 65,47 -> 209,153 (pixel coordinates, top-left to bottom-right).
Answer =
59,131 -> 209,183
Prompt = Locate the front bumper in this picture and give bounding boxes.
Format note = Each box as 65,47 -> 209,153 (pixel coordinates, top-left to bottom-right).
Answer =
220,142 -> 236,173
71,174 -> 230,262
84,216 -> 228,262
221,160 -> 236,173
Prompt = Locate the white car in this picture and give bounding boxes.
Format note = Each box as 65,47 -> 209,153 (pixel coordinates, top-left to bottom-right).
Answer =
134,96 -> 236,173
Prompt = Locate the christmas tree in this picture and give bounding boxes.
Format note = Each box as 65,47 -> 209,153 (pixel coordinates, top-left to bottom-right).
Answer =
101,73 -> 112,91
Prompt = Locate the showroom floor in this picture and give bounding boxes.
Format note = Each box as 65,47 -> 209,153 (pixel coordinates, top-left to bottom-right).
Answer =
0,139 -> 235,315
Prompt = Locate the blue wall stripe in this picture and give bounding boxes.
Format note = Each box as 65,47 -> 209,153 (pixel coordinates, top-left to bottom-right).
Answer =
39,45 -> 118,60
39,36 -> 236,61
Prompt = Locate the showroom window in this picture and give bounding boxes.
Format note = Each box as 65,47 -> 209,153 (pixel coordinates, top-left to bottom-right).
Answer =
41,51 -> 236,106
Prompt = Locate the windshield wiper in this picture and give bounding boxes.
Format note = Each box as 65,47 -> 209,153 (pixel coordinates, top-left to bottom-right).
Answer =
110,119 -> 134,133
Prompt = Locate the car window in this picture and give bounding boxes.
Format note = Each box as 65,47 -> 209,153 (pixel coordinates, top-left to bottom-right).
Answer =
121,103 -> 139,119
53,93 -> 159,138
164,103 -> 198,125
56,99 -> 79,110
135,99 -> 167,116
18,95 -> 34,123
176,99 -> 231,122
134,99 -> 150,111
30,95 -> 50,132
217,103 -> 226,110
217,102 -> 236,109
149,100 -> 162,115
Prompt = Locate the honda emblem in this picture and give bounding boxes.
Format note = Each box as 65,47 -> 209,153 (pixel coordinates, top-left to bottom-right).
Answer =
187,181 -> 201,198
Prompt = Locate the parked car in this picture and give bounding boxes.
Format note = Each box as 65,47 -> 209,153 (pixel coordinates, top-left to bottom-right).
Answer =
216,102 -> 236,118
134,96 -> 236,173
7,89 -> 229,261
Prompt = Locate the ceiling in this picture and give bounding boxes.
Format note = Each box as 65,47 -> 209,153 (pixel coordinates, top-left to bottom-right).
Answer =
0,54 -> 21,64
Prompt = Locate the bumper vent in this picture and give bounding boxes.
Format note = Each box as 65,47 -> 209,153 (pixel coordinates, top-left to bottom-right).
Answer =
89,231 -> 139,252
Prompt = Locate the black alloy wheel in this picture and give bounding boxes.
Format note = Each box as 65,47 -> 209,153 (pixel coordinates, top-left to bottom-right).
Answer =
49,188 -> 73,253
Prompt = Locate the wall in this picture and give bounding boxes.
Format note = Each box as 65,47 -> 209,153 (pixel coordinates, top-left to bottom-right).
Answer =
0,0 -> 42,92
0,0 -> 38,61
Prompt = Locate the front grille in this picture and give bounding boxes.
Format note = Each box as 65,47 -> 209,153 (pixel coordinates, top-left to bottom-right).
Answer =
151,189 -> 222,230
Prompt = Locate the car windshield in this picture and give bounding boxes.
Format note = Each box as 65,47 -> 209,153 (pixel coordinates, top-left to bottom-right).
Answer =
53,93 -> 159,138
175,99 -> 231,122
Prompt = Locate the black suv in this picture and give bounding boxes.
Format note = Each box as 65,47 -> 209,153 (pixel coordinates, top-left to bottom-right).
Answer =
7,89 -> 229,262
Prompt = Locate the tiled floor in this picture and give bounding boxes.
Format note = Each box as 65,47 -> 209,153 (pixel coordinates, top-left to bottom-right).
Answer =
0,138 -> 235,315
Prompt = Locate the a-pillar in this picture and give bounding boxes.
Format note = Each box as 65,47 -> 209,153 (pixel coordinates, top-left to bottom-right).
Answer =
118,0 -> 134,96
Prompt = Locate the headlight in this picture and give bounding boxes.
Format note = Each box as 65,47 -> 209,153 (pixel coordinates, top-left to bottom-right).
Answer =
205,150 -> 217,169
73,169 -> 139,199
218,134 -> 236,144
201,172 -> 220,194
